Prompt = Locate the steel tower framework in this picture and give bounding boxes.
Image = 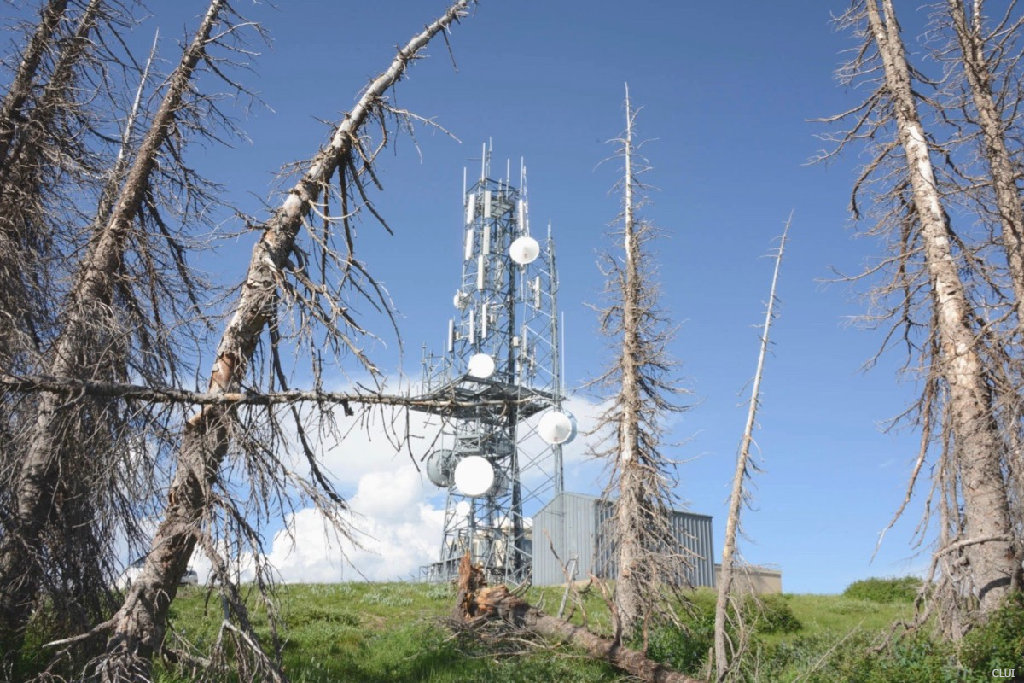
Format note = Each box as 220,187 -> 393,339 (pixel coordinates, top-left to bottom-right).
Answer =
415,144 -> 566,584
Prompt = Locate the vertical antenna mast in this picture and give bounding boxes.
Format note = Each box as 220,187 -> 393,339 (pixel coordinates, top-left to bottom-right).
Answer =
413,143 -> 572,584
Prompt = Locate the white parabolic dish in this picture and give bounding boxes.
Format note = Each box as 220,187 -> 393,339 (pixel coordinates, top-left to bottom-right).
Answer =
538,410 -> 575,445
509,235 -> 540,265
467,352 -> 496,379
454,455 -> 496,497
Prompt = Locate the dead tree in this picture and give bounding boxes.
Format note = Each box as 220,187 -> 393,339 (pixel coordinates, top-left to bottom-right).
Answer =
0,0 -> 233,653
0,0 -> 109,519
827,0 -> 1020,633
942,0 -> 1024,325
591,85 -> 689,641
0,0 -> 107,368
712,220 -> 788,681
0,0 -> 69,163
938,0 -> 1024,562
0,0 -> 130,651
84,2 -> 474,679
453,553 -> 703,683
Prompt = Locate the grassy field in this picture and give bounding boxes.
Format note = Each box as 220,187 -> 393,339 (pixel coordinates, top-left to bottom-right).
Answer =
156,582 -> 623,682
14,577 -> 1020,681
145,578 -> 1019,683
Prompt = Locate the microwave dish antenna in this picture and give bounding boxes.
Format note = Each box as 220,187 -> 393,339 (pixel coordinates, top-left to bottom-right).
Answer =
509,235 -> 540,265
413,147 -> 567,585
467,352 -> 496,379
538,410 -> 576,445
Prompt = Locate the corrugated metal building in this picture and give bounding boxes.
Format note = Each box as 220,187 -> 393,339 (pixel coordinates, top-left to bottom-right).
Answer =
532,492 -> 715,587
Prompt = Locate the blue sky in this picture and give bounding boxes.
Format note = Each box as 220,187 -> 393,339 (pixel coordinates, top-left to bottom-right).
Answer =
218,0 -> 929,593
8,0 -> 952,592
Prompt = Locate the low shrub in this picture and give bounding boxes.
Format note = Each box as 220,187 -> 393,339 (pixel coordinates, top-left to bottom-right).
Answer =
959,591 -> 1024,676
842,576 -> 923,604
643,591 -> 800,675
821,631 -> 958,683
645,607 -> 715,675
744,593 -> 802,634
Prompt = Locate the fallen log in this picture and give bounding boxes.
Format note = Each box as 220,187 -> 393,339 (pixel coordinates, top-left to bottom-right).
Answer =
453,554 -> 703,683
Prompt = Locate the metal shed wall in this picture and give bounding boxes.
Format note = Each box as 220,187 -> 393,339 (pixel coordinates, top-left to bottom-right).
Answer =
532,491 -> 599,586
533,492 -> 715,587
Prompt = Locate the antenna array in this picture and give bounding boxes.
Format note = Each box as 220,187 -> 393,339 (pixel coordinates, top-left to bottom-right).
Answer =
414,144 -> 572,583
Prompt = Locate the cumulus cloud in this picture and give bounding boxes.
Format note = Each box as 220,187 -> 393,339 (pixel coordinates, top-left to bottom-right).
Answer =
181,387 -> 612,584
265,465 -> 446,581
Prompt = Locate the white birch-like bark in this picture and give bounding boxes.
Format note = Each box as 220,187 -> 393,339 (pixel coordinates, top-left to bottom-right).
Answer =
96,2 -> 471,677
713,220 -> 788,681
867,0 -> 1016,615
614,82 -> 644,636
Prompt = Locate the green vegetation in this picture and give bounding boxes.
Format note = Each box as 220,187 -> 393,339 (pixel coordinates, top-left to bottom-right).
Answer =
525,579 -> 1020,680
960,591 -> 1024,675
842,576 -> 923,604
12,577 -> 1024,681
155,583 -> 621,682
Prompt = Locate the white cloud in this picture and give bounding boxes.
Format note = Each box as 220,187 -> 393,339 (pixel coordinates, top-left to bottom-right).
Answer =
260,464 -> 445,582
117,382 -> 615,585
194,388 -> 612,584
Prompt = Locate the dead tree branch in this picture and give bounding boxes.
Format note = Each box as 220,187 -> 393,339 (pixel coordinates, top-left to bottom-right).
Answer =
93,2 -> 474,679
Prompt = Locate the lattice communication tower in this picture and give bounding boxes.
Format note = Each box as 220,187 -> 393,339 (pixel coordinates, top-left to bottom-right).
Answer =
414,143 -> 573,584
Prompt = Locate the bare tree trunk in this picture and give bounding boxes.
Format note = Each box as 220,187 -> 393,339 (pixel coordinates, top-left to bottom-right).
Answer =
0,0 -> 95,364
95,3 -> 471,678
524,611 -> 703,683
0,0 -> 108,380
0,0 -> 226,648
615,82 -> 644,637
713,220 -> 788,681
594,85 -> 688,643
945,0 -> 1024,329
0,2 -> 119,659
867,0 -> 1017,615
0,0 -> 102,182
0,0 -> 69,163
944,0 -> 1024,556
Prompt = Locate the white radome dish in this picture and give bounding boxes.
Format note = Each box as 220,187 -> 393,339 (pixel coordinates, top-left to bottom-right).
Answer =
454,455 -> 498,497
538,410 -> 576,445
509,235 -> 540,265
467,352 -> 496,379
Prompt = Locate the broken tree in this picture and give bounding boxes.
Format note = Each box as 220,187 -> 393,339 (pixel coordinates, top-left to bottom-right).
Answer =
453,553 -> 703,683
91,2 -> 474,679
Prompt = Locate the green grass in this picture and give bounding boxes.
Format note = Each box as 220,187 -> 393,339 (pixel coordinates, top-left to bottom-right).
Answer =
842,576 -> 923,604
12,577 -> 1024,681
773,593 -> 911,640
153,580 -> 942,681
155,582 -> 622,682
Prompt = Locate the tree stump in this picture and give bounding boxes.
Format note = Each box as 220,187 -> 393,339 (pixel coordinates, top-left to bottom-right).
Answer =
451,553 -> 703,683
